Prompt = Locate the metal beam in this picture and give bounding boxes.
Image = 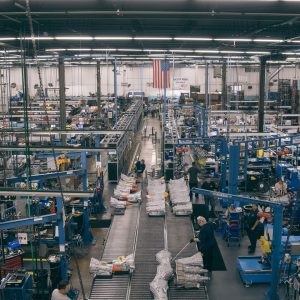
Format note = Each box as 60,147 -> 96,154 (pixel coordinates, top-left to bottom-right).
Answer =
59,56 -> 66,144
114,58 -> 118,125
221,63 -> 227,110
0,190 -> 94,197
258,57 -> 267,132
0,146 -> 116,152
96,61 -> 101,121
205,61 -> 209,109
0,214 -> 57,230
0,130 -> 128,134
6,169 -> 84,184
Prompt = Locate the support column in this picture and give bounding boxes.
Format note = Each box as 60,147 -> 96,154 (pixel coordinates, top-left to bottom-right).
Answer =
220,139 -> 227,192
221,62 -> 227,110
58,57 -> 66,145
228,145 -> 240,206
114,58 -> 118,125
205,61 -> 209,109
96,61 -> 101,121
163,60 -> 167,125
56,197 -> 67,280
258,57 -> 267,133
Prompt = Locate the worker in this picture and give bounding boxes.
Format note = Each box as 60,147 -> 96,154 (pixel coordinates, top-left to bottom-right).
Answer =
201,176 -> 217,216
191,216 -> 217,275
274,176 -> 287,197
135,159 -> 146,176
51,280 -> 71,300
186,161 -> 201,201
246,204 -> 264,254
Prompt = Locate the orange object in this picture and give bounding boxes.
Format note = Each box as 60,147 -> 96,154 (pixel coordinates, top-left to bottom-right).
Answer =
112,265 -> 122,272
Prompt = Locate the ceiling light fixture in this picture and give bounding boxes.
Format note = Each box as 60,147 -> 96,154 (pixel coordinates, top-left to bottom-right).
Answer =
195,50 -> 220,53
246,51 -> 271,55
254,39 -> 284,43
220,50 -> 245,54
68,48 -> 92,51
174,37 -> 212,41
170,49 -> 195,53
134,37 -> 172,40
93,48 -> 117,51
0,37 -> 16,41
214,38 -> 252,42
21,37 -> 54,40
45,49 -> 66,52
118,49 -> 144,52
55,36 -> 93,40
94,37 -> 132,40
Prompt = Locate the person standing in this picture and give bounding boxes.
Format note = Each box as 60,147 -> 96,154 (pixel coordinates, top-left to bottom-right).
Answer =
274,176 -> 287,197
191,216 -> 217,274
135,159 -> 146,176
246,204 -> 264,254
201,176 -> 217,215
186,161 -> 201,200
51,280 -> 71,300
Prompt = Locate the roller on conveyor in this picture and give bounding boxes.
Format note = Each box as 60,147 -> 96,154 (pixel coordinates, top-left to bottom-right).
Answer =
127,200 -> 165,300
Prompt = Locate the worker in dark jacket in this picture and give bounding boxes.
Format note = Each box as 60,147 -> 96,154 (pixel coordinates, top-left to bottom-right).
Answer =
246,204 -> 264,254
135,159 -> 146,177
201,176 -> 217,215
191,216 -> 217,274
186,161 -> 201,200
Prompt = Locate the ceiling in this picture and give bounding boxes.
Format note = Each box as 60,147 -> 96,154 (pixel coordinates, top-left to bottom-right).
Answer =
1,0 -> 300,59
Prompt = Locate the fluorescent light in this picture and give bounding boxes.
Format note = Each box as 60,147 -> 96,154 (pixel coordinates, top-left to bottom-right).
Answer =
93,48 -> 117,51
94,37 -> 132,40
195,50 -> 220,53
290,40 -> 300,43
118,49 -> 143,52
220,50 -> 245,54
144,49 -> 167,52
21,37 -> 54,40
214,38 -> 252,42
36,55 -> 58,58
170,49 -> 194,53
246,51 -> 270,55
174,37 -> 212,41
45,49 -> 66,52
134,37 -> 172,40
283,52 -> 300,55
55,36 -> 93,40
68,48 -> 92,51
254,39 -> 284,43
0,37 -> 16,41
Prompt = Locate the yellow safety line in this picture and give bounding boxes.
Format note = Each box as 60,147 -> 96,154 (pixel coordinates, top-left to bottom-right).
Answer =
23,258 -> 48,262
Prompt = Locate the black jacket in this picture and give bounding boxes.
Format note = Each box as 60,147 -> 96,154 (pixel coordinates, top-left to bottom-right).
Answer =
197,222 -> 217,253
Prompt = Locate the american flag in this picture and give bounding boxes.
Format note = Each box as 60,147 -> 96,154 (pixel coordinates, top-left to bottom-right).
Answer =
153,59 -> 170,89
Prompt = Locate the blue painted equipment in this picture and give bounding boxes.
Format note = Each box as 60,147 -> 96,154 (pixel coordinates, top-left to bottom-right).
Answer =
0,273 -> 33,300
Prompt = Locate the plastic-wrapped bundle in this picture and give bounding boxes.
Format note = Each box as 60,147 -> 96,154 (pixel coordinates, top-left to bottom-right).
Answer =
121,173 -> 136,183
157,263 -> 173,280
181,265 -> 205,274
173,202 -> 193,216
127,191 -> 142,203
149,276 -> 168,300
112,253 -> 135,272
171,196 -> 190,205
110,197 -> 126,208
89,257 -> 113,276
146,204 -> 165,216
176,252 -> 203,267
156,250 -> 172,263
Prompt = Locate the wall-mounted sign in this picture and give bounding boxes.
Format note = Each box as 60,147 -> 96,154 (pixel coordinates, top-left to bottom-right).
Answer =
173,77 -> 189,90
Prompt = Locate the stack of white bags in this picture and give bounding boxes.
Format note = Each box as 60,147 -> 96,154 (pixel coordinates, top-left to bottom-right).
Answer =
175,253 -> 209,288
149,250 -> 173,300
169,178 -> 192,215
146,178 -> 166,216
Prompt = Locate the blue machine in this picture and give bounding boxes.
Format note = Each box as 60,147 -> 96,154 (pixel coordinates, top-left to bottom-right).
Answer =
0,273 -> 33,300
277,163 -> 300,191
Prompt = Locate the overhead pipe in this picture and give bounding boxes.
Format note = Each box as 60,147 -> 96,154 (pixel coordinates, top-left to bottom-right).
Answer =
1,11 -> 300,17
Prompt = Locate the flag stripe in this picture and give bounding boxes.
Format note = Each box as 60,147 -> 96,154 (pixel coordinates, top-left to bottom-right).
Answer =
153,59 -> 170,89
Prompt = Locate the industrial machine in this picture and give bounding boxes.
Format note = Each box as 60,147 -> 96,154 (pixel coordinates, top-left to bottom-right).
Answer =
0,273 -> 33,300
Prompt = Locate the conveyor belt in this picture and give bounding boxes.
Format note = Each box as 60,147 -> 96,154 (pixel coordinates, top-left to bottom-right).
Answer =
166,208 -> 209,300
89,205 -> 140,300
128,200 -> 165,300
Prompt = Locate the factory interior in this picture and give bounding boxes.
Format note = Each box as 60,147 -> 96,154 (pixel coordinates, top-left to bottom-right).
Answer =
1,0 -> 300,299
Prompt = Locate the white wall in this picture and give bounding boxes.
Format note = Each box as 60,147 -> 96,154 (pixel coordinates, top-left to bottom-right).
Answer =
4,63 -> 300,100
